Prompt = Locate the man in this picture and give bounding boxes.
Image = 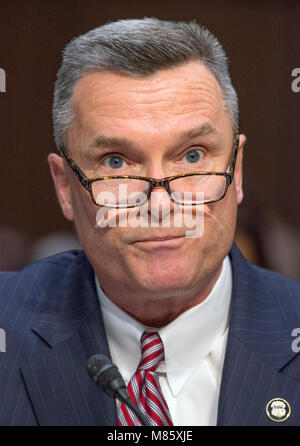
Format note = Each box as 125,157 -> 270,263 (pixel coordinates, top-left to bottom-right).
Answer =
0,18 -> 299,426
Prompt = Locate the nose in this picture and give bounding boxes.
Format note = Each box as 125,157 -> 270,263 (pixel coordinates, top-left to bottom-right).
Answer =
147,180 -> 173,224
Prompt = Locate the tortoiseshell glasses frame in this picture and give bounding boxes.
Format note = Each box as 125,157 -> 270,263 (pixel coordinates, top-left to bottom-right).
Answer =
59,131 -> 240,208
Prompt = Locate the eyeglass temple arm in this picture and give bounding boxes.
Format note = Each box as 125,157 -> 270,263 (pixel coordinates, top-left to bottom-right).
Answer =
226,133 -> 240,181
59,144 -> 89,189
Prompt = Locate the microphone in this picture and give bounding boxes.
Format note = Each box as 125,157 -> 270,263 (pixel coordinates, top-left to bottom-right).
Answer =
87,354 -> 150,426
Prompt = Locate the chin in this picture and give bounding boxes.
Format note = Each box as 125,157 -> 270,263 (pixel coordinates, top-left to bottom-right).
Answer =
137,262 -> 196,294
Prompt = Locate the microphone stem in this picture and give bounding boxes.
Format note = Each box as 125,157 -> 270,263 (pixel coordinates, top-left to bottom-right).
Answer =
116,388 -> 150,426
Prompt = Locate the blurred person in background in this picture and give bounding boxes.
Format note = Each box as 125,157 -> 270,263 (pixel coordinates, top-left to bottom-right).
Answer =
0,225 -> 31,271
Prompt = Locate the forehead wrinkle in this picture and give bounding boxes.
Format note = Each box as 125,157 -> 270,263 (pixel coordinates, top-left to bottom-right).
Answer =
74,89 -> 219,118
78,91 -> 221,124
73,63 -> 223,115
119,82 -> 221,114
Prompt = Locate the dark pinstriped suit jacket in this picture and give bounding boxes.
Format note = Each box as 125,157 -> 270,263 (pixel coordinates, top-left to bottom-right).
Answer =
0,244 -> 299,426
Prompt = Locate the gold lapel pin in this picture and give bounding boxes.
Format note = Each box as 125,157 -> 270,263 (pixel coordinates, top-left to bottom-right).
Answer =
266,398 -> 291,422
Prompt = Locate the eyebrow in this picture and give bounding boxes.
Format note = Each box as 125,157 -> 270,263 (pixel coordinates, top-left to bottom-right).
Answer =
179,123 -> 218,141
90,122 -> 218,151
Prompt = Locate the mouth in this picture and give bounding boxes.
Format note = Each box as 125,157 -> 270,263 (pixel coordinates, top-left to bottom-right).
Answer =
132,235 -> 185,248
136,235 -> 184,242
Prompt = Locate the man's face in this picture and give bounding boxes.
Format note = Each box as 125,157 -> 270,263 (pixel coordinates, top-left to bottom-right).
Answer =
49,61 -> 245,315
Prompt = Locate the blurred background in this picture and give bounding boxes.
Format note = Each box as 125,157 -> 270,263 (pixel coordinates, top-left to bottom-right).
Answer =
0,0 -> 299,279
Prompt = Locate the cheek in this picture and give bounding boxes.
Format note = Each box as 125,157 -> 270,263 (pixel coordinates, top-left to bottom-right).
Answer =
203,191 -> 238,246
69,184 -> 100,243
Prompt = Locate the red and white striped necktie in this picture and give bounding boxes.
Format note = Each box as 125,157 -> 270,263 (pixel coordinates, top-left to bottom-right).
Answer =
118,331 -> 173,426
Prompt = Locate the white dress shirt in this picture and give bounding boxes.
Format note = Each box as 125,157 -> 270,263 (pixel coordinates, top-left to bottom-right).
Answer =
95,256 -> 232,426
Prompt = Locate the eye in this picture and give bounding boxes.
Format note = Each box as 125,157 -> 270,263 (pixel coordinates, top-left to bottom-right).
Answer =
184,148 -> 204,164
103,155 -> 125,169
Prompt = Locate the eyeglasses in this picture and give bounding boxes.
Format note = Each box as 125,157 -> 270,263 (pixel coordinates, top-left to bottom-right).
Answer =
59,132 -> 239,208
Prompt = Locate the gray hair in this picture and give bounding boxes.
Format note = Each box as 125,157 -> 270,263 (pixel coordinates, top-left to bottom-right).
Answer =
53,18 -> 239,148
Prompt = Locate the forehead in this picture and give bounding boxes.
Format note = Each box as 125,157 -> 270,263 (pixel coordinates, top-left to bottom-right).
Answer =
71,61 -> 229,140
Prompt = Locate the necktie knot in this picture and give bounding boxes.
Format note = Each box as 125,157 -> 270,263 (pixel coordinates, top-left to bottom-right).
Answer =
138,331 -> 164,371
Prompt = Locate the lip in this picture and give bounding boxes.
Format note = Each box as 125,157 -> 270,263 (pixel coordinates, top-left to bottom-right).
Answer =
132,235 -> 185,248
136,235 -> 184,242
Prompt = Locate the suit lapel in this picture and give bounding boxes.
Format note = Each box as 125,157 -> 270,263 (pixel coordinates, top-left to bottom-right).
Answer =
20,251 -> 118,426
217,245 -> 300,425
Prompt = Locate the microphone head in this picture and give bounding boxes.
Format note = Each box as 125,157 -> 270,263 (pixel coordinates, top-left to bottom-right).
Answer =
87,354 -> 147,425
87,354 -> 126,398
87,354 -> 112,379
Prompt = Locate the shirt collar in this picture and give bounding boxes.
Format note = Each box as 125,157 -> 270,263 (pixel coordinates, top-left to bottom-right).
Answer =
95,256 -> 232,397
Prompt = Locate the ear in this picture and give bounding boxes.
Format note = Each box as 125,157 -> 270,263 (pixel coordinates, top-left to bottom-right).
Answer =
234,133 -> 246,205
48,153 -> 74,221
